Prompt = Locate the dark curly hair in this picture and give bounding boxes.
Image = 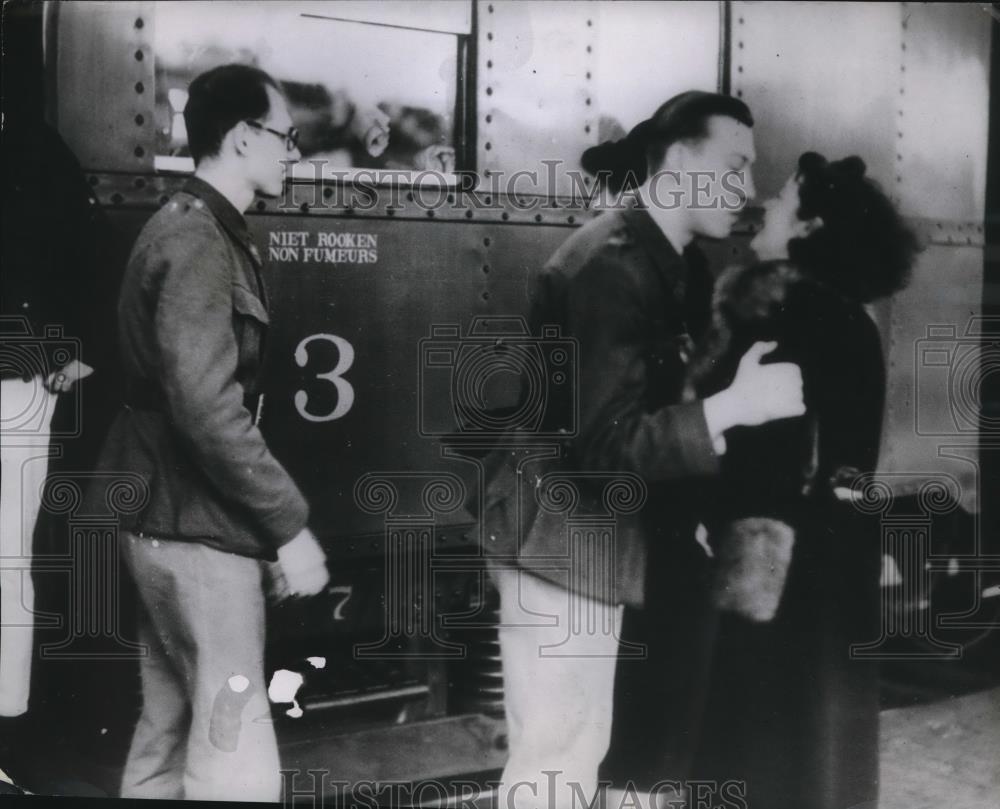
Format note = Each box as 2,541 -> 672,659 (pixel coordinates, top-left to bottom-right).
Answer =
581,91 -> 754,194
788,152 -> 919,303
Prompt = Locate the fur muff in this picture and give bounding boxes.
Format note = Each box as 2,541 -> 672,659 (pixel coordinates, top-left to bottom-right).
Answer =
710,517 -> 796,622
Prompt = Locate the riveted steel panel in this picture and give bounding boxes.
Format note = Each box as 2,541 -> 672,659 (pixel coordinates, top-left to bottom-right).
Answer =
53,1 -> 155,173
732,1 -> 900,198
477,0 -> 597,197
895,2 -> 991,222
880,245 -> 986,512
595,1 -> 721,140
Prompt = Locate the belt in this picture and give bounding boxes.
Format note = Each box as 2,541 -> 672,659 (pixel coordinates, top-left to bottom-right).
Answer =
124,381 -> 263,424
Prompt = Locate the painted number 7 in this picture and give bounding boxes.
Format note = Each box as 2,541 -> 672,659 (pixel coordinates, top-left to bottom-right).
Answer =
294,333 -> 355,422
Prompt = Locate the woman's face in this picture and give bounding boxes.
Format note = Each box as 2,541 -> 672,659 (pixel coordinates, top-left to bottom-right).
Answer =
750,174 -> 809,260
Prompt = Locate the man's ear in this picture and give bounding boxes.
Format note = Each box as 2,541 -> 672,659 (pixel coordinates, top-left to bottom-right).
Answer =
231,122 -> 252,158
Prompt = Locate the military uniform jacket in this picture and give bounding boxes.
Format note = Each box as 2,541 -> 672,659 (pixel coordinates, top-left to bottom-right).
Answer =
480,205 -> 720,608
94,177 -> 307,558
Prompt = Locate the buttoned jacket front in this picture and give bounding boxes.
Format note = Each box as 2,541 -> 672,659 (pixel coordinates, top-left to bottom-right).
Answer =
480,204 -> 720,608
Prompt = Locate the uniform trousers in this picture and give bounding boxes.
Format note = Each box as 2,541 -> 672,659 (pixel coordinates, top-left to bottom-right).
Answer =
119,532 -> 280,801
492,566 -> 624,809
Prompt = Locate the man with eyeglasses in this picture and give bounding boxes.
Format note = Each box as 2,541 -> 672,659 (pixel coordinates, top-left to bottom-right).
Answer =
92,63 -> 325,801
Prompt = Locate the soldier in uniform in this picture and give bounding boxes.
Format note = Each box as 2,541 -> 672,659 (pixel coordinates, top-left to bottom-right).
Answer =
92,64 -> 329,801
479,91 -> 806,808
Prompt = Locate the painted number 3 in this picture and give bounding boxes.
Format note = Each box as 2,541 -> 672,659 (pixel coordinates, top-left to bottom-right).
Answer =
294,333 -> 355,421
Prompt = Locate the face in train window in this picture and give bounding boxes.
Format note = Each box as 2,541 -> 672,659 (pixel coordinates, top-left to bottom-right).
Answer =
153,3 -> 461,174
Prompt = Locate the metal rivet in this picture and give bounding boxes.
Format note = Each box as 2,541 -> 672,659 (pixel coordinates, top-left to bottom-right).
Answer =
501,212 -> 510,221
134,114 -> 144,125
111,193 -> 124,205
300,203 -> 309,213
488,3 -> 494,12
586,98 -> 592,106
487,32 -> 493,41
482,264 -> 491,274
535,214 -> 543,223
482,291 -> 490,301
427,209 -> 435,218
485,114 -> 493,124
485,142 -> 492,151
135,50 -> 144,61
465,210 -> 473,219
256,200 -> 266,211
134,177 -> 146,189
486,87 -> 493,96
134,146 -> 145,158
483,237 -> 491,247
135,17 -> 144,29
135,81 -> 144,94
586,45 -> 592,53
584,124 -> 591,134
487,59 -> 493,69
323,187 -> 333,199
568,215 -> 576,224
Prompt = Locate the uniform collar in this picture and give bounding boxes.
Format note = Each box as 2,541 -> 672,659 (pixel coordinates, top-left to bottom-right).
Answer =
620,202 -> 687,279
181,176 -> 263,266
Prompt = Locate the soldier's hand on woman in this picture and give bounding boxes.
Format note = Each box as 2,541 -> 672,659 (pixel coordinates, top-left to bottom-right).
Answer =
703,341 -> 805,452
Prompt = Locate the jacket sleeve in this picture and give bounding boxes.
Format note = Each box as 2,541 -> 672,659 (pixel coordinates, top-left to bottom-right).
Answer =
151,217 -> 308,547
565,255 -> 720,480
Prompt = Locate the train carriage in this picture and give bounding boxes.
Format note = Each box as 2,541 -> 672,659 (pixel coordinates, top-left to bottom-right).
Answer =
3,0 -> 997,799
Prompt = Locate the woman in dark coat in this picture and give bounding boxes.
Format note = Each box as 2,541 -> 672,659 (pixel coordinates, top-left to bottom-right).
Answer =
689,152 -> 919,809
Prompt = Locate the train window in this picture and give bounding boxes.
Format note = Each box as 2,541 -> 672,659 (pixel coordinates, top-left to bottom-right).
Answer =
153,1 -> 468,179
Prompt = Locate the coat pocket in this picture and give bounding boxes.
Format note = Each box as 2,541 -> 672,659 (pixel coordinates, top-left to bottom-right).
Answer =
231,284 -> 269,383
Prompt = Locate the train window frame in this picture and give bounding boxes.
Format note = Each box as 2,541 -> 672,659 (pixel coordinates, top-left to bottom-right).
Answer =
151,1 -> 474,189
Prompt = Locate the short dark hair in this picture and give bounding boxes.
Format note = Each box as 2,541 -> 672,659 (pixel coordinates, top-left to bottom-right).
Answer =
789,152 -> 919,302
581,91 -> 754,193
184,64 -> 279,164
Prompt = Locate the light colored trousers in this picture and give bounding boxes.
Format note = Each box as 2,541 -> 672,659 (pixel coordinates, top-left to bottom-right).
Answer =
119,532 -> 281,801
0,378 -> 57,717
492,567 -> 624,809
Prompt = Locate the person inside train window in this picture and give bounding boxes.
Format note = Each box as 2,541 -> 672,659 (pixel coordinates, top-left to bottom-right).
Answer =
477,91 -> 807,809
687,153 -> 917,809
89,64 -> 329,802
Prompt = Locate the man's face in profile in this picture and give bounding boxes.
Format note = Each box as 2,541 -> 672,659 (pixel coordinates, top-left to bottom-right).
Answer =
685,115 -> 757,240
245,86 -> 301,198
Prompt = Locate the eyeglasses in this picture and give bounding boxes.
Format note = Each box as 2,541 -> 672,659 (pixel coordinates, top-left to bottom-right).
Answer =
244,120 -> 299,152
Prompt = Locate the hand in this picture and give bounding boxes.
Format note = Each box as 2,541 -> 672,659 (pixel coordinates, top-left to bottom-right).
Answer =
703,341 -> 805,438
276,527 -> 330,598
45,360 -> 94,394
352,107 -> 391,158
